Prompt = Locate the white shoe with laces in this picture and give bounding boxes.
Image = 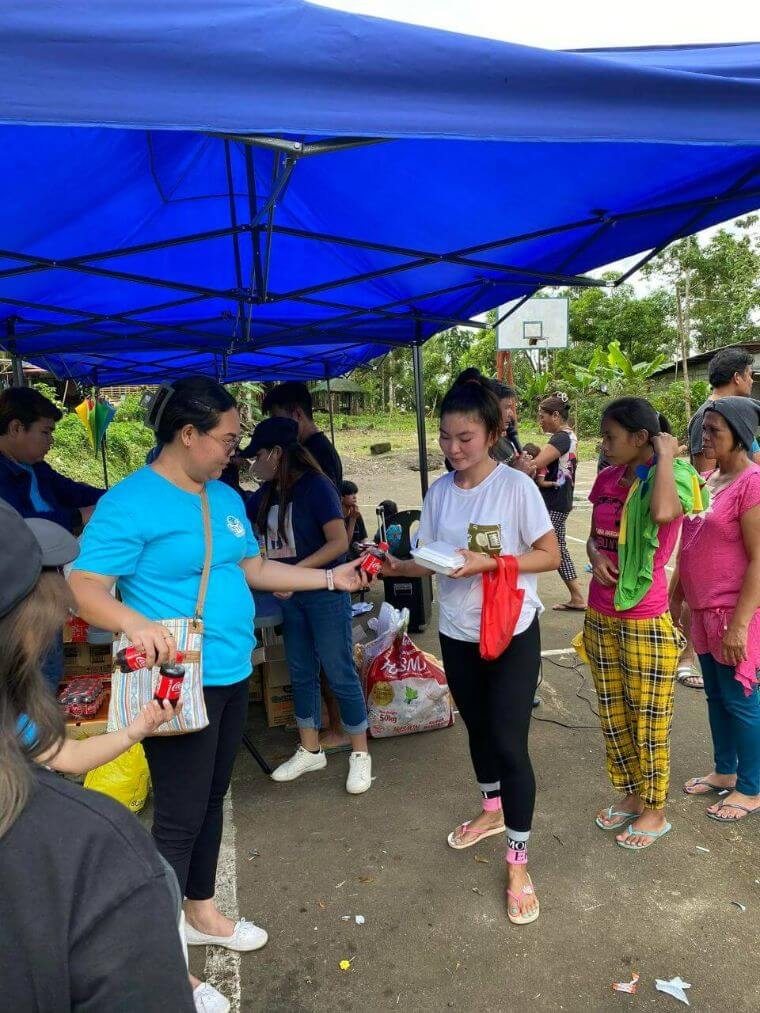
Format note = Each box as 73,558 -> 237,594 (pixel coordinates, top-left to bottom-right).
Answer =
270,745 -> 327,782
346,751 -> 372,794
193,982 -> 231,1013
185,918 -> 268,951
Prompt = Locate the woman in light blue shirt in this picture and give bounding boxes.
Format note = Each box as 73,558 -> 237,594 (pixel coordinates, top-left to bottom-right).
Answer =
70,377 -> 365,1012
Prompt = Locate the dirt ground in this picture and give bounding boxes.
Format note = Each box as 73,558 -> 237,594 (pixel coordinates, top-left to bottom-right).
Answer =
193,458 -> 759,1012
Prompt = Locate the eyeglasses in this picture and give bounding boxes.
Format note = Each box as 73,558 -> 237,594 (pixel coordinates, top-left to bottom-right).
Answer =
202,431 -> 241,455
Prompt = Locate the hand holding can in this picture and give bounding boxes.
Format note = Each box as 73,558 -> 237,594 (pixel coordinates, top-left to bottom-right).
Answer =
359,541 -> 388,578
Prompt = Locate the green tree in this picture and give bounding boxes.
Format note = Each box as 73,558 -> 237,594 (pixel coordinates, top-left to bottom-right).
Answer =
564,280 -> 677,363
643,217 -> 760,353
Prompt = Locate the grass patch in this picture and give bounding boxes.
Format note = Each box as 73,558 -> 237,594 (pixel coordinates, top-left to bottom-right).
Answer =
321,412 -> 600,463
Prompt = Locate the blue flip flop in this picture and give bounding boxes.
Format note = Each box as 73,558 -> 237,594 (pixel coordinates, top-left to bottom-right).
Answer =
616,822 -> 672,850
595,805 -> 640,831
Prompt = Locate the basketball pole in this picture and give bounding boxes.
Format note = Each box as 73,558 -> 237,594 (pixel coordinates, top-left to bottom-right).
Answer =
496,350 -> 514,386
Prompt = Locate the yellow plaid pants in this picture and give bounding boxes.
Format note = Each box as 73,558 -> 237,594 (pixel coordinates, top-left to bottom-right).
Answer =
583,608 -> 685,809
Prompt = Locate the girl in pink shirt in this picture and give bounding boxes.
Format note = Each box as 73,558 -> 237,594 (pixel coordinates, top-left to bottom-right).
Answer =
672,398 -> 760,822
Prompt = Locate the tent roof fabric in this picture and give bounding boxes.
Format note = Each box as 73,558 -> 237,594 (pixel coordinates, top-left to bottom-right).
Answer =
0,2 -> 758,385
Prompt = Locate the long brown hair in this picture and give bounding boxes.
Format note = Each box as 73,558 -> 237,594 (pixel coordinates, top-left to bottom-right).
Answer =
255,443 -> 324,543
0,571 -> 72,839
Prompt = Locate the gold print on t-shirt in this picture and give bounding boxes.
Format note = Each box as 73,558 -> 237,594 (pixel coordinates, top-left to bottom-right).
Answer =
467,523 -> 502,556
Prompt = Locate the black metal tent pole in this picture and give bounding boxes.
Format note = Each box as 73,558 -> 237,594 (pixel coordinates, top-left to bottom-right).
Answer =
92,375 -> 109,489
412,322 -> 428,499
7,318 -> 24,385
324,367 -> 336,446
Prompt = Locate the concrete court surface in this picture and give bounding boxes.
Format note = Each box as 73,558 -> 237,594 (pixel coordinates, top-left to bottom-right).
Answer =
188,483 -> 759,1012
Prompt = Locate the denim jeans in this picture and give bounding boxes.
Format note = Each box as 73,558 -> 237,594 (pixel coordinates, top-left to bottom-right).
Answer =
40,633 -> 64,694
699,652 -> 760,796
279,589 -> 368,734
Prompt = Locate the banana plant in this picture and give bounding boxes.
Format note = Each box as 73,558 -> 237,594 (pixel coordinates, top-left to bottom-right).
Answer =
521,371 -> 554,405
572,341 -> 666,392
605,340 -> 667,381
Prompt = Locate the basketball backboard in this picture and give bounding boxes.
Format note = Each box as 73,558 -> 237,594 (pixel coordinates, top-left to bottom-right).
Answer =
496,297 -> 569,350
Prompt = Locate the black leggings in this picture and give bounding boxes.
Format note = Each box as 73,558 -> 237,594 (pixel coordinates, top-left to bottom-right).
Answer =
143,676 -> 249,900
439,616 -> 541,833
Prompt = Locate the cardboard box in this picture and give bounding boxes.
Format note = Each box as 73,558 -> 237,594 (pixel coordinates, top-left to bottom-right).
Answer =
264,681 -> 294,728
249,665 -> 263,703
264,657 -> 291,689
264,635 -> 287,663
263,642 -> 294,726
63,643 -> 113,678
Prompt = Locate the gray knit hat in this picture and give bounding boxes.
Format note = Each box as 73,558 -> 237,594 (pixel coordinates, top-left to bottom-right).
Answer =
703,396 -> 760,452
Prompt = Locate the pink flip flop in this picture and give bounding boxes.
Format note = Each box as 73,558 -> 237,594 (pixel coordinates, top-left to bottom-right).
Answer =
447,820 -> 505,850
507,874 -> 540,925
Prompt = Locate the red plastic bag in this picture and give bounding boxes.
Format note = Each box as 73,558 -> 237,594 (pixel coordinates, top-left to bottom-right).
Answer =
480,555 -> 524,660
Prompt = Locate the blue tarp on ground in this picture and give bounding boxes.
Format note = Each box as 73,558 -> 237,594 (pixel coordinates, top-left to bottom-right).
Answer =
0,1 -> 758,383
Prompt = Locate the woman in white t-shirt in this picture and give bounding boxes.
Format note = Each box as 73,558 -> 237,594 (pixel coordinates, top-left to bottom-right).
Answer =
382,377 -> 559,925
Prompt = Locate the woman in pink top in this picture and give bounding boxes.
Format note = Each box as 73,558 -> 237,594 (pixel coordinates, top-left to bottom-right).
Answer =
583,398 -> 688,850
672,397 -> 760,822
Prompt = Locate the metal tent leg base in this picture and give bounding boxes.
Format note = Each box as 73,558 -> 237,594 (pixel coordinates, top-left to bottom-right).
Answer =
241,731 -> 273,775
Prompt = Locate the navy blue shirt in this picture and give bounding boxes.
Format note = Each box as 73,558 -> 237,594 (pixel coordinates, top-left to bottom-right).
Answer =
0,454 -> 103,532
247,472 -> 344,566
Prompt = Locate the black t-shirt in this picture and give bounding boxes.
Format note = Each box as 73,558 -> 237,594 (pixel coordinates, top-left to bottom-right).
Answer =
304,431 -> 343,489
540,430 -> 577,514
0,767 -> 194,1012
247,472 -> 346,565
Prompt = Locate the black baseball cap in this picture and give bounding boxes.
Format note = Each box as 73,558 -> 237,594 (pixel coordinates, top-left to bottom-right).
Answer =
240,416 -> 299,458
0,500 -> 80,619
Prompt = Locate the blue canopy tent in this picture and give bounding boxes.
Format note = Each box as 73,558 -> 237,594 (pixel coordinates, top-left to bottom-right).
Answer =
0,1 -> 759,490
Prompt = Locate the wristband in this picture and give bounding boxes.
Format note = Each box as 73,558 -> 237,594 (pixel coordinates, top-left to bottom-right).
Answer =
325,568 -> 335,591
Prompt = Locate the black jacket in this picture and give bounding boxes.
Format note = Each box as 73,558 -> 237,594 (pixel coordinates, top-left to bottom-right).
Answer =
0,768 -> 194,1012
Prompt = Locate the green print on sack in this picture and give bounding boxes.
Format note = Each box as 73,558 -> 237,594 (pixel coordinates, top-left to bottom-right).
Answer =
467,523 -> 502,556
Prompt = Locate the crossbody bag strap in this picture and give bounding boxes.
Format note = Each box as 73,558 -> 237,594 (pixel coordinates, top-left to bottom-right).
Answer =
194,488 -> 213,622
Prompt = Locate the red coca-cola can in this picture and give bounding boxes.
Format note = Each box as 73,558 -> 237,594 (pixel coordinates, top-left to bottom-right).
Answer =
360,541 -> 389,577
116,646 -> 184,675
115,645 -> 147,672
154,662 -> 185,704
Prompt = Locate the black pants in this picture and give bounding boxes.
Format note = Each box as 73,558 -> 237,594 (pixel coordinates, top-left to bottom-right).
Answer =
439,616 -> 541,833
143,676 -> 249,900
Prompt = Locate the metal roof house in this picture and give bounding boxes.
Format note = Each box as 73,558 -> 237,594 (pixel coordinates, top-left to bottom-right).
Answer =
652,342 -> 760,395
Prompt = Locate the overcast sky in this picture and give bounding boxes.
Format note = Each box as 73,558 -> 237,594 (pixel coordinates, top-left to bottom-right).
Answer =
316,0 -> 759,49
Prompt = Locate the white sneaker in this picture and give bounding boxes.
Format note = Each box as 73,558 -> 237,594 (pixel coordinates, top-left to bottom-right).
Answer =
193,983 -> 230,1013
270,745 -> 327,782
185,917 -> 268,951
346,751 -> 372,794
